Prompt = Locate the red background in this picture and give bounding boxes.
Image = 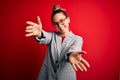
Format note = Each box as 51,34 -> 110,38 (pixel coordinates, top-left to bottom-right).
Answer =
0,0 -> 119,80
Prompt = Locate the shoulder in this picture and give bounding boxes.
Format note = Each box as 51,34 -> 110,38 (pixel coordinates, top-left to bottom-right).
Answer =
76,35 -> 83,41
73,35 -> 83,43
70,31 -> 83,41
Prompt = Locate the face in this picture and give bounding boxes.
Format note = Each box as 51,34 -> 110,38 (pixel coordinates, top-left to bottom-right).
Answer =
52,13 -> 70,35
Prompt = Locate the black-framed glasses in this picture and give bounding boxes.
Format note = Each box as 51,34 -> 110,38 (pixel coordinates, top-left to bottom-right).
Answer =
53,17 -> 67,27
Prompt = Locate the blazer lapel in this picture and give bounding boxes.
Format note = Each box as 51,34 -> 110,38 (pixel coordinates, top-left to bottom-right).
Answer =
61,31 -> 75,56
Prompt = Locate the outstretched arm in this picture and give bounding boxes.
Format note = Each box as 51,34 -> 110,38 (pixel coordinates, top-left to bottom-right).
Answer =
69,51 -> 90,72
25,16 -> 42,37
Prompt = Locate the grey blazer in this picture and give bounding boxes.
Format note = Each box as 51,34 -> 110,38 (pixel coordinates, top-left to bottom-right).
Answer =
35,30 -> 83,80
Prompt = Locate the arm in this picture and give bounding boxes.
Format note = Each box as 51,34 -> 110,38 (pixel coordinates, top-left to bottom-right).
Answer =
66,36 -> 90,71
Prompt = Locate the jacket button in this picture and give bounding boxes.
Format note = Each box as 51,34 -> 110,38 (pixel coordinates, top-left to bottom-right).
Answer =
54,69 -> 57,73
55,60 -> 59,68
55,60 -> 58,63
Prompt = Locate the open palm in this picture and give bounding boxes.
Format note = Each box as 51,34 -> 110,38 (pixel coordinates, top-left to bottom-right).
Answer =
25,16 -> 42,37
69,51 -> 90,71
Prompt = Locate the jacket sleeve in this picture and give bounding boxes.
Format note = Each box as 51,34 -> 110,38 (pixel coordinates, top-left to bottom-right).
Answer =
34,30 -> 52,45
65,36 -> 83,60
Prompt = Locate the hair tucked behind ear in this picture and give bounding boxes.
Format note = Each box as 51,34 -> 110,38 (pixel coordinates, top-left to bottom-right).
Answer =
51,4 -> 68,23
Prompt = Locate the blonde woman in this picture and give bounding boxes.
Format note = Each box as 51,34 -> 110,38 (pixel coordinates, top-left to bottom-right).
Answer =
25,4 -> 90,80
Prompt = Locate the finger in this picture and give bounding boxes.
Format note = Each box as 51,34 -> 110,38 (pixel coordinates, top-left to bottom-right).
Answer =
37,16 -> 41,25
25,33 -> 33,37
72,64 -> 77,71
81,58 -> 90,68
26,26 -> 34,30
25,29 -> 33,33
78,62 -> 87,72
76,63 -> 83,72
26,21 -> 38,26
79,51 -> 87,54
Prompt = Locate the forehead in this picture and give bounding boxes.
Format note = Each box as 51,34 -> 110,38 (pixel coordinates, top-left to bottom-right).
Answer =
53,13 -> 66,22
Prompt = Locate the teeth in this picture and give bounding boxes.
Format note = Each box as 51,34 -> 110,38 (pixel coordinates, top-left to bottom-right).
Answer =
61,28 -> 64,30
61,28 -> 64,31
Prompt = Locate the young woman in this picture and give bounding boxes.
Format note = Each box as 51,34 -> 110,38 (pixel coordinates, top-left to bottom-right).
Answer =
25,4 -> 90,80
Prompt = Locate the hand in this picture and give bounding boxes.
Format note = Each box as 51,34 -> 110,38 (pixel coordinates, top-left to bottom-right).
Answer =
69,51 -> 90,72
25,16 -> 42,37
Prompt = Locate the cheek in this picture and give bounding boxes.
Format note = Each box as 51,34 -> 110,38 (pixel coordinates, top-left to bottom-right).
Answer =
64,23 -> 69,28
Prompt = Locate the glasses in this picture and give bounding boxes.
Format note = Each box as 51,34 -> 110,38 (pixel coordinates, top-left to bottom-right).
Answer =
53,17 -> 67,27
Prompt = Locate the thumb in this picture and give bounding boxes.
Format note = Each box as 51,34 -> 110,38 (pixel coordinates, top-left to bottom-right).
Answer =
79,51 -> 87,54
37,16 -> 41,25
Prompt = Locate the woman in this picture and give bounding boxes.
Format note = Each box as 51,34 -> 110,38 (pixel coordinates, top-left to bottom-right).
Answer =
25,4 -> 90,80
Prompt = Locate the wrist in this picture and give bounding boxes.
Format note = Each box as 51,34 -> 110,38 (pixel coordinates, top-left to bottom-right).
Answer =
67,53 -> 71,61
37,32 -> 41,37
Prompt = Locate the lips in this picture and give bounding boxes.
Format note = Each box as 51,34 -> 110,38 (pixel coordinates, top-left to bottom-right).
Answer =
59,25 -> 66,30
61,28 -> 64,30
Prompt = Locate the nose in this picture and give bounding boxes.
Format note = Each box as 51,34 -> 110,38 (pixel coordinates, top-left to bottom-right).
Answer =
57,23 -> 64,28
57,21 -> 65,27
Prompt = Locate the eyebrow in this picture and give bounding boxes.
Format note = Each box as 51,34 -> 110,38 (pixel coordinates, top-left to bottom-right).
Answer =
53,18 -> 66,23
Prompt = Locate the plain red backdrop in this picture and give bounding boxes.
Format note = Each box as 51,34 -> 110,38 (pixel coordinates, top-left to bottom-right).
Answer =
0,0 -> 119,80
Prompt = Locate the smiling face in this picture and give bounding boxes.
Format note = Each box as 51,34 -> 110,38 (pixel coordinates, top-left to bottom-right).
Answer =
52,12 -> 70,36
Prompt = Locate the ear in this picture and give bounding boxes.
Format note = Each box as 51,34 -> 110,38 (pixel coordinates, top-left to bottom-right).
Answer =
67,17 -> 70,23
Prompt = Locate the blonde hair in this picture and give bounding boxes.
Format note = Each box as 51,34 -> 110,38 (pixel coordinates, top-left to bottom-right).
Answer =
52,4 -> 65,11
